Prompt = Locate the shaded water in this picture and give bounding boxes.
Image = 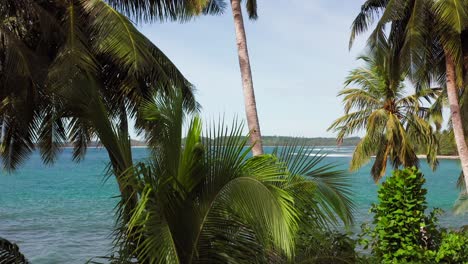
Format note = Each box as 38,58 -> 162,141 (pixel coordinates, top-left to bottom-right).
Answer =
0,147 -> 466,263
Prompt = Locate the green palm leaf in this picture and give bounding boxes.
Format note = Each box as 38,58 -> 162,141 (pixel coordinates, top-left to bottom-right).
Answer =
114,91 -> 354,263
0,237 -> 29,264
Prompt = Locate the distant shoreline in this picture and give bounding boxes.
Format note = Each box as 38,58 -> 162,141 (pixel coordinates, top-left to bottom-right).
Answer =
57,145 -> 459,160
58,146 -> 461,160
417,155 -> 459,160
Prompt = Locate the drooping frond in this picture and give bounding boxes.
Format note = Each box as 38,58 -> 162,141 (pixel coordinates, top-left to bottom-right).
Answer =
245,0 -> 258,20
104,0 -> 222,22
203,0 -> 227,15
350,0 -> 389,49
67,117 -> 94,161
37,104 -> 67,164
0,237 -> 29,264
273,140 -> 355,227
83,0 -> 198,114
433,0 -> 468,86
0,104 -> 38,171
433,0 -> 468,34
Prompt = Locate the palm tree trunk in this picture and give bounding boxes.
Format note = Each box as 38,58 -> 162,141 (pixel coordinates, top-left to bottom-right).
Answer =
445,52 -> 468,194
230,0 -> 263,155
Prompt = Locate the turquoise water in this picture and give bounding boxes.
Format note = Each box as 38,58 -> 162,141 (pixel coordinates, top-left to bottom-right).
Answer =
0,147 -> 466,263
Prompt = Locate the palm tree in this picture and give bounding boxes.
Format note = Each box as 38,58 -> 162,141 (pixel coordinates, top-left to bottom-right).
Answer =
229,0 -> 263,156
108,90 -> 354,263
349,0 -> 468,193
102,0 -> 264,157
0,0 -> 201,225
0,0 -> 199,164
328,48 -> 440,182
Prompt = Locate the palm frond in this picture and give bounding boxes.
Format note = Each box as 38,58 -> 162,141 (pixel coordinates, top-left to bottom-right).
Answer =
274,140 -> 355,227
37,104 -> 67,164
84,0 -> 198,114
203,0 -> 227,15
0,237 -> 29,264
67,117 -> 94,162
0,106 -> 38,171
349,0 -> 389,49
453,192 -> 468,214
105,0 -> 223,23
370,142 -> 390,182
433,0 -> 468,34
245,0 -> 257,20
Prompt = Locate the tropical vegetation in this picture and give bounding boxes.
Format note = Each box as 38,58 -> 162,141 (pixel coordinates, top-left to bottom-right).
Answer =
1,2 -> 357,262
0,0 -> 210,225
328,47 -> 440,181
349,0 -> 468,195
359,167 -> 468,263
294,230 -> 358,264
0,0 -> 215,261
104,91 -> 354,263
1,0 -> 468,263
259,136 -> 362,147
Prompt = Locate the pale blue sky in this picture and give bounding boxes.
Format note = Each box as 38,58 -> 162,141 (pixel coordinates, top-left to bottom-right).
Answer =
136,0 -> 369,138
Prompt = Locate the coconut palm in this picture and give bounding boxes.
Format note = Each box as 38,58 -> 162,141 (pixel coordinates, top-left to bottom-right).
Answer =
0,0 -> 199,166
349,0 -> 468,194
101,0 -> 264,156
328,47 -> 440,182
228,0 -> 263,156
0,0 -> 201,226
106,90 -> 354,263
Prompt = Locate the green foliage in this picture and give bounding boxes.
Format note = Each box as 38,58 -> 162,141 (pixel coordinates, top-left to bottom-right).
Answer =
109,92 -> 355,264
360,167 -> 468,263
261,136 -> 361,147
360,167 -> 439,263
328,48 -> 440,182
294,230 -> 357,264
434,230 -> 468,263
415,130 -> 458,156
437,130 -> 458,156
350,0 -> 468,201
106,0 -> 224,22
0,237 -> 29,264
183,136 -> 361,147
0,0 -> 197,170
0,0 -> 202,246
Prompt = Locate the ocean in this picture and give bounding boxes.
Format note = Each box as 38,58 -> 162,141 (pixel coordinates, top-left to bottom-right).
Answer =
0,146 -> 466,263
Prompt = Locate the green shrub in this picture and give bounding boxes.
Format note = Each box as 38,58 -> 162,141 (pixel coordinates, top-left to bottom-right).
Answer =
359,167 -> 440,263
295,230 -> 357,264
360,167 -> 468,263
434,230 -> 468,263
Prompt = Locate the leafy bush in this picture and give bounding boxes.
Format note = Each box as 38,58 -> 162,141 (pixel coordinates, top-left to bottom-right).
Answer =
294,230 -> 357,264
434,230 -> 468,263
360,167 -> 468,263
360,167 -> 440,263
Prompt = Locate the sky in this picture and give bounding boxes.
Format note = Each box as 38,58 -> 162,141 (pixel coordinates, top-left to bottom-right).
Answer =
136,0 -> 370,138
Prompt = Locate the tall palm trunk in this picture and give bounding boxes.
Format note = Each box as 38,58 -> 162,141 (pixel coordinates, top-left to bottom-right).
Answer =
230,0 -> 263,156
445,52 -> 468,194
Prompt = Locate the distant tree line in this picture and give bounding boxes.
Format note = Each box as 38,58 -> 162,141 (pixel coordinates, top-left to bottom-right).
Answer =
259,136 -> 361,146
427,130 -> 458,156
181,136 -> 361,147
182,134 -> 458,156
